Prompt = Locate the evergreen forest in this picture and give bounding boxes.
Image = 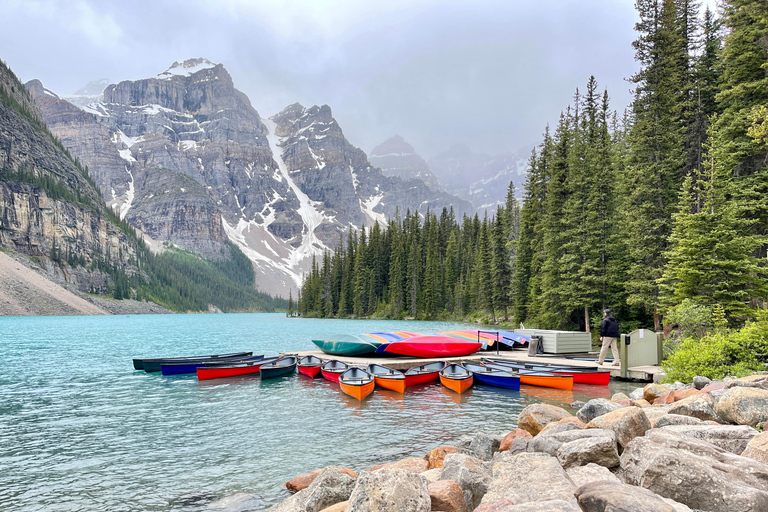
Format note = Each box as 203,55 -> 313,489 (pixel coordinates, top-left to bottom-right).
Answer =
298,0 -> 768,335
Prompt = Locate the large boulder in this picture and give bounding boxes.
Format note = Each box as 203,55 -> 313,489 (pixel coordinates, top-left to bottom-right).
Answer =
531,428 -> 616,457
492,438 -> 530,462
715,386 -> 768,426
643,383 -> 671,403
742,431 -> 768,465
565,463 -> 621,488
422,468 -> 443,483
467,432 -> 502,461
428,480 -> 468,512
556,435 -> 620,469
498,429 -> 532,452
538,417 -> 586,436
586,407 -> 651,450
643,407 -> 671,427
575,480 -> 678,512
517,404 -> 573,436
425,446 -> 461,469
345,469 -> 431,512
440,453 -> 493,511
657,424 -> 758,454
576,399 -> 624,424
725,375 -> 768,390
481,453 -> 577,506
620,429 -> 768,512
629,387 -> 645,401
317,503 -> 347,512
667,393 -> 718,421
286,467 -> 358,493
269,466 -> 357,512
476,500 -> 581,511
370,457 -> 428,473
653,414 -> 703,428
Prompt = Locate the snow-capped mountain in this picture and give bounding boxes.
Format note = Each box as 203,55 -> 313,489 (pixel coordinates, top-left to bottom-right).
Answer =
369,135 -> 443,191
64,78 -> 110,109
28,59 -> 471,297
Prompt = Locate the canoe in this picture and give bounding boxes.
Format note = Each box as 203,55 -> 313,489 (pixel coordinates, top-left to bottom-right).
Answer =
298,355 -> 323,378
463,362 -> 521,391
196,356 -> 280,381
135,351 -> 253,372
482,358 -> 608,386
160,355 -> 265,375
496,331 -> 531,347
366,364 -> 406,393
517,369 -> 574,390
437,330 -> 498,348
404,361 -> 445,387
260,356 -> 297,379
312,334 -> 381,356
378,335 -> 482,357
364,332 -> 421,343
439,363 -> 474,394
339,367 -> 375,401
321,360 -> 350,383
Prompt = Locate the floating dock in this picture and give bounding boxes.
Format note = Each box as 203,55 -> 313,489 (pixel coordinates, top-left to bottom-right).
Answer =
283,349 -> 662,382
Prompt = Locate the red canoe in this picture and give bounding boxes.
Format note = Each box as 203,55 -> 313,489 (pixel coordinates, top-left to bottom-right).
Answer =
404,361 -> 445,387
196,356 -> 280,381
298,355 -> 323,378
382,335 -> 482,358
321,359 -> 349,383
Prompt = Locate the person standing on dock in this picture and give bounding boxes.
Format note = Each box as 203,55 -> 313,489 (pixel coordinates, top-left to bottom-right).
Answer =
598,309 -> 620,367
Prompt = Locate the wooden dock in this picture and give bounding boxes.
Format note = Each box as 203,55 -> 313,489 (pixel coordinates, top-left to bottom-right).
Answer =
283,349 -> 663,382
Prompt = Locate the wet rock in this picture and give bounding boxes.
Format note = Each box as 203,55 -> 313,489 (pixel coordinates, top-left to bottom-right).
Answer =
425,446 -> 460,469
620,429 -> 768,512
206,493 -> 267,511
652,414 -> 703,428
643,383 -> 671,403
440,453 -> 492,511
657,424 -> 758,454
428,480 -> 467,512
517,404 -> 573,436
286,468 -> 358,493
742,431 -> 768,465
270,466 -> 357,512
693,376 -> 712,390
586,407 -> 651,450
539,417 -> 586,435
576,399 -> 624,423
556,435 -> 620,469
565,463 -> 620,488
345,469 -> 431,512
498,429 -> 532,452
667,393 -> 718,421
715,387 -> 768,426
371,457 -> 428,473
575,480 -> 677,512
483,453 -> 577,506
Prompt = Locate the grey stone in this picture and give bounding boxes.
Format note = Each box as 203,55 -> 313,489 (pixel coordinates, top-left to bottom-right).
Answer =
667,393 -> 718,421
652,414 -> 704,428
693,376 -> 712,390
565,463 -> 620,488
268,466 -> 356,512
532,428 -> 616,457
556,435 -> 620,469
421,468 -> 442,483
570,401 -> 587,410
657,424 -> 758,454
576,398 -> 624,423
517,404 -> 573,436
715,387 -> 768,426
466,432 -> 502,461
476,499 -> 581,511
491,438 -> 530,463
482,453 -> 577,506
345,469 -> 430,512
629,387 -> 645,401
538,421 -> 585,436
576,480 -> 677,512
586,407 -> 652,451
440,453 -> 493,511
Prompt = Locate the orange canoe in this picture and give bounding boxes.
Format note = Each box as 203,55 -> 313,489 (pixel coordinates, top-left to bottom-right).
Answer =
339,367 -> 375,401
519,371 -> 574,390
439,363 -> 474,394
367,364 -> 406,393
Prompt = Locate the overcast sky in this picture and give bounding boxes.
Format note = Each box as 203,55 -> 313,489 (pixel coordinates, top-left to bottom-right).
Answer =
0,0 -> 717,159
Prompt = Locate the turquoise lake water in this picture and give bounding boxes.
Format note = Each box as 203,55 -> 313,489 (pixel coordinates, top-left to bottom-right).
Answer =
0,313 -> 634,511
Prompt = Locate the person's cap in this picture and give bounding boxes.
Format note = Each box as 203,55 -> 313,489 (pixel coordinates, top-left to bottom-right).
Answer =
603,309 -> 612,315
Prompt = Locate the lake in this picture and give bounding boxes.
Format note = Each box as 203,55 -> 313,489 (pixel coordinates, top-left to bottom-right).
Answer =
0,313 -> 635,511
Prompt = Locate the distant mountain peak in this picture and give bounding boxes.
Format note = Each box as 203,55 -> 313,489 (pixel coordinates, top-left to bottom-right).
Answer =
158,58 -> 218,79
73,79 -> 110,97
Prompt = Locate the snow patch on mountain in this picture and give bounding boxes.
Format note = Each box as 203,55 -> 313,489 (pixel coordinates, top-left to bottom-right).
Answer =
158,58 -> 218,79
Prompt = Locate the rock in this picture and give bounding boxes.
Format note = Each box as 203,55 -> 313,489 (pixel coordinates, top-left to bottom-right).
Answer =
517,404 -> 573,436
492,438 -> 530,462
742,431 -> 768,465
565,463 -> 620,488
715,386 -> 768,426
473,500 -> 517,512
556,435 -> 620,469
498,429 -> 532,452
467,432 -> 502,461
575,480 -> 677,512
270,466 -> 357,512
632,399 -> 653,407
643,407 -> 671,427
670,388 -> 703,402
653,393 -> 676,405
586,407 -> 651,450
643,383 -> 671,403
440,453 -> 492,511
657,424 -> 758,454
538,417 -> 586,435
667,393 -> 718,421
425,446 -> 460,469
483,453 -> 577,506
725,375 -> 768,390
317,503 -> 347,512
570,400 -> 587,409
286,468 -> 358,493
701,381 -> 726,393
620,429 -> 768,512
652,414 -> 703,428
206,493 -> 267,511
371,457 -> 428,473
629,387 -> 645,401
576,398 -> 624,423
612,393 -> 630,402
532,428 -> 617,457
345,469 -> 431,512
421,468 -> 442,483
428,480 -> 468,512
693,376 -> 712,390
476,500 -> 581,511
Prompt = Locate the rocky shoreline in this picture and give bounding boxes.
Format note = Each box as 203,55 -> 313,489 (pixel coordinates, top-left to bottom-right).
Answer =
221,374 -> 768,512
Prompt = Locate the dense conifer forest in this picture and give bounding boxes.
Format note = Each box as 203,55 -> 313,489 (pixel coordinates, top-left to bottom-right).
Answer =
298,0 -> 768,333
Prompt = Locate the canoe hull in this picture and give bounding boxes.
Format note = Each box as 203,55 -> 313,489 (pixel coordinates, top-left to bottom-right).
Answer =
519,374 -> 573,390
382,335 -> 482,358
440,374 -> 473,394
140,351 -> 253,372
197,365 -> 261,381
340,380 -> 375,401
472,372 -> 521,391
404,372 -> 440,387
298,365 -> 322,378
312,338 -> 379,356
374,376 -> 406,393
321,369 -> 343,383
261,365 -> 296,379
161,355 -> 264,376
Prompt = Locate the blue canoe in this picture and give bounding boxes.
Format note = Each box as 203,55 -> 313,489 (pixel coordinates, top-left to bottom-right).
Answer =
160,354 -> 265,375
463,362 -> 521,391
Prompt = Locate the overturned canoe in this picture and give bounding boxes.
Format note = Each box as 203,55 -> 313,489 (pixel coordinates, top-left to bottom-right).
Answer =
463,362 -> 521,391
366,364 -> 406,393
298,355 -> 323,378
439,363 -> 474,394
378,335 -> 482,358
135,351 -> 253,372
339,367 -> 375,401
196,356 -> 281,381
321,359 -> 349,383
312,334 -> 381,356
403,361 -> 445,387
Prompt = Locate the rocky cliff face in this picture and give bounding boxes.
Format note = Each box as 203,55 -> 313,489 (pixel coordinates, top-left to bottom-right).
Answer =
1,61 -> 139,294
29,59 -> 471,296
369,135 -> 442,191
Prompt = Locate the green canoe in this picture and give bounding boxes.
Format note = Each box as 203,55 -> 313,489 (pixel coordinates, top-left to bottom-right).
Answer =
311,334 -> 383,356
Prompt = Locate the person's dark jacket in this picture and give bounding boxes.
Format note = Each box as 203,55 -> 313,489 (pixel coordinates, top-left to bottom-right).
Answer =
600,316 -> 619,338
